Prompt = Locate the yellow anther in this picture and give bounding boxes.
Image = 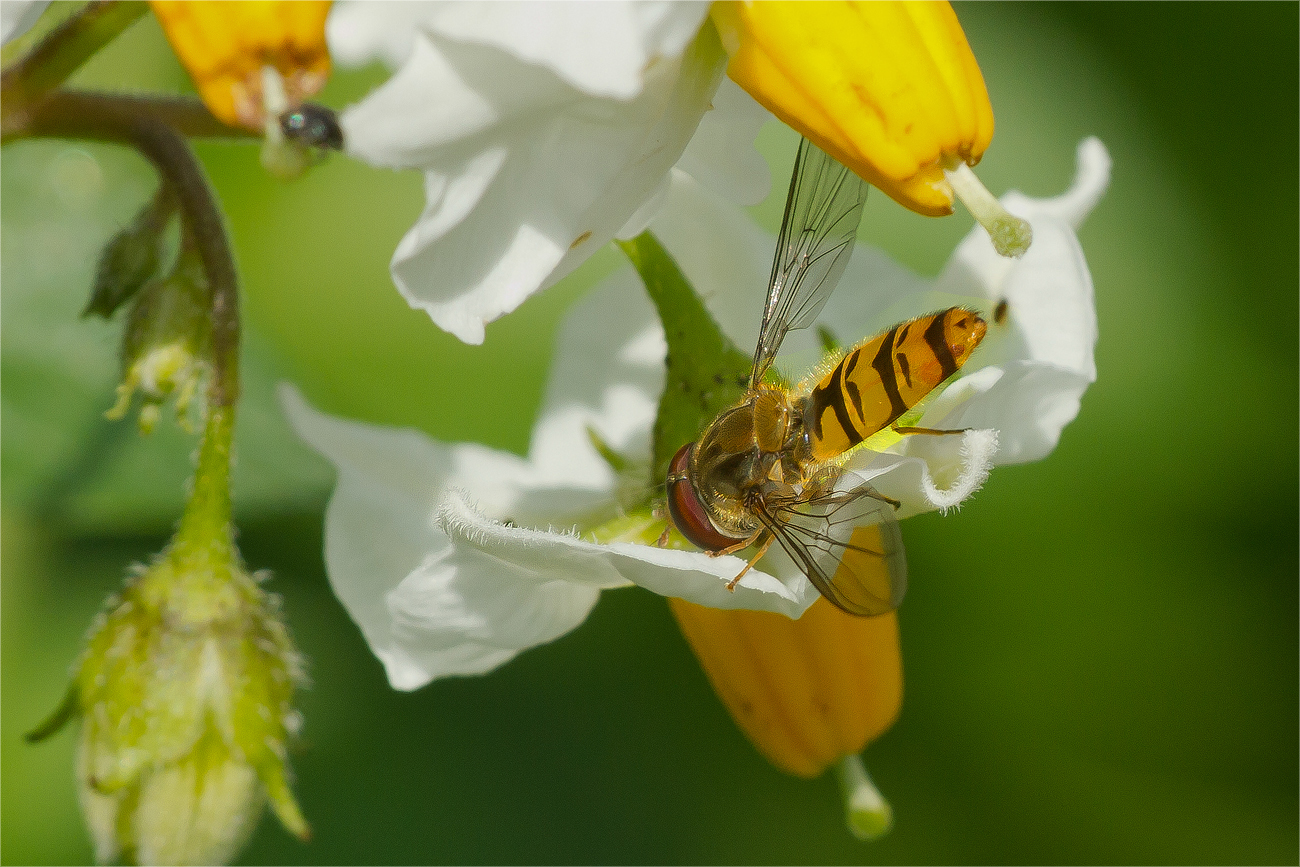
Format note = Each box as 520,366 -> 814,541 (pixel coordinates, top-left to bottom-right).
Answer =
150,0 -> 332,131
712,0 -> 994,217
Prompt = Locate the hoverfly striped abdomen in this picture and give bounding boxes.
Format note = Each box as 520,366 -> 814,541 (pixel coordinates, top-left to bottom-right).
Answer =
803,308 -> 987,462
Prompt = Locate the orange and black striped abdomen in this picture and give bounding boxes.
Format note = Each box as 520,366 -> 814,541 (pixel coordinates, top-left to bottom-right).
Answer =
804,308 -> 987,461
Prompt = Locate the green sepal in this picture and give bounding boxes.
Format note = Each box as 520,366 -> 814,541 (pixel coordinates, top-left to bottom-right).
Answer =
25,683 -> 79,743
83,185 -> 176,319
616,232 -> 751,484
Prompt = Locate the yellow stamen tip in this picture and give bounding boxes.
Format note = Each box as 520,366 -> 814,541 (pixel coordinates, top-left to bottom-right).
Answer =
944,161 -> 1033,258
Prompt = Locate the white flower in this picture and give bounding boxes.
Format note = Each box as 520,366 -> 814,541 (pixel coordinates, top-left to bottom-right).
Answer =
283,138 -> 1110,692
327,0 -> 769,344
1,0 -> 48,46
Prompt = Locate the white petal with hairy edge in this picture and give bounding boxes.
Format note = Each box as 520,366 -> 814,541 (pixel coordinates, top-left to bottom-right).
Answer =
280,385 -> 580,689
439,491 -> 812,615
852,429 -> 1000,519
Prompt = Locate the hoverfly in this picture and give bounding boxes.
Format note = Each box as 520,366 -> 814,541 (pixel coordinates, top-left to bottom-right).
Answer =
664,138 -> 987,617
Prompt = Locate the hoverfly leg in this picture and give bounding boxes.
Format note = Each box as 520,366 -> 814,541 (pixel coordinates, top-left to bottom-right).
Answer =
870,490 -> 902,511
710,531 -> 760,559
654,526 -> 672,548
892,424 -> 970,436
725,533 -> 775,592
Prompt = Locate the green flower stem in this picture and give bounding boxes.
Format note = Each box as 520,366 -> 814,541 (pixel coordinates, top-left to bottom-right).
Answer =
0,1 -> 149,127
616,232 -> 751,482
6,94 -> 243,407
173,403 -> 235,553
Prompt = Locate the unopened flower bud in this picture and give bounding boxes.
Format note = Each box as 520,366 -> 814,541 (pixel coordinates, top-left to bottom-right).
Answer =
106,251 -> 210,434
61,464 -> 308,864
84,185 -> 176,320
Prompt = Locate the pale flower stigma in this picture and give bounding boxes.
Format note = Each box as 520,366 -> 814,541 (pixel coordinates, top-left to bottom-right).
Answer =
944,159 -> 1033,258
837,754 -> 893,842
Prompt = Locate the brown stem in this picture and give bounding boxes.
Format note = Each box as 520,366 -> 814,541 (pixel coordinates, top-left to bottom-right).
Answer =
12,92 -> 242,407
2,90 -> 254,144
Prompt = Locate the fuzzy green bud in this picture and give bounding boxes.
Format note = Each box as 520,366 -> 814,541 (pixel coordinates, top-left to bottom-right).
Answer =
84,185 -> 177,320
29,408 -> 310,865
106,249 -> 211,434
71,513 -> 308,864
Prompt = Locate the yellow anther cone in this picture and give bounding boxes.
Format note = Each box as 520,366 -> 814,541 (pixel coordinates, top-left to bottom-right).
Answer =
151,0 -> 332,131
712,0 -> 994,217
669,597 -> 902,778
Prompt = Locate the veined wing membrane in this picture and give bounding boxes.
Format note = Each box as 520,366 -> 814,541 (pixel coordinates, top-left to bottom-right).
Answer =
755,479 -> 907,616
752,137 -> 870,386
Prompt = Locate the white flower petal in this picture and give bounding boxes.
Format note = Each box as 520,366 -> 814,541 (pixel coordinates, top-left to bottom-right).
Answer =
340,35 -> 517,168
328,1 -> 708,91
923,140 -> 1107,463
1008,136 -> 1112,231
936,138 -> 1110,316
343,22 -> 726,343
522,268 -> 663,495
937,362 -> 1091,465
281,385 -> 553,688
326,1 -> 430,70
440,490 -> 811,615
649,170 -> 774,346
425,2 -> 709,100
674,78 -> 773,206
1,0 -> 48,46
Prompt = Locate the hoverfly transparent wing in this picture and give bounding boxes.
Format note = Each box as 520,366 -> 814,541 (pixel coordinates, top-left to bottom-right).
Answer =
751,137 -> 870,387
754,477 -> 907,617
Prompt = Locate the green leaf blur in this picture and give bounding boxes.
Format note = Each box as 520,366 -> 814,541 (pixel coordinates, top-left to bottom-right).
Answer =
2,4 -> 1296,865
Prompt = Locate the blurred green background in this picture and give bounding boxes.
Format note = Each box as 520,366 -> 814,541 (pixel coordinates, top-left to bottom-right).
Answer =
2,3 -> 1296,864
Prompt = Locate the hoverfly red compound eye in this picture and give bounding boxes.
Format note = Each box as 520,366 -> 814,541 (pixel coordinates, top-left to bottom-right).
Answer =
666,443 -> 745,552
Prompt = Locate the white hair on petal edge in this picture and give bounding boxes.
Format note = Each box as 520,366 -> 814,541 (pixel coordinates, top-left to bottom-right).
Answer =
921,428 -> 999,515
437,488 -> 586,548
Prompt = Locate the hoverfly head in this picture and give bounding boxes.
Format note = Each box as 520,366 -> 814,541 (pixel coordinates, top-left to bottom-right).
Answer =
666,442 -> 743,552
